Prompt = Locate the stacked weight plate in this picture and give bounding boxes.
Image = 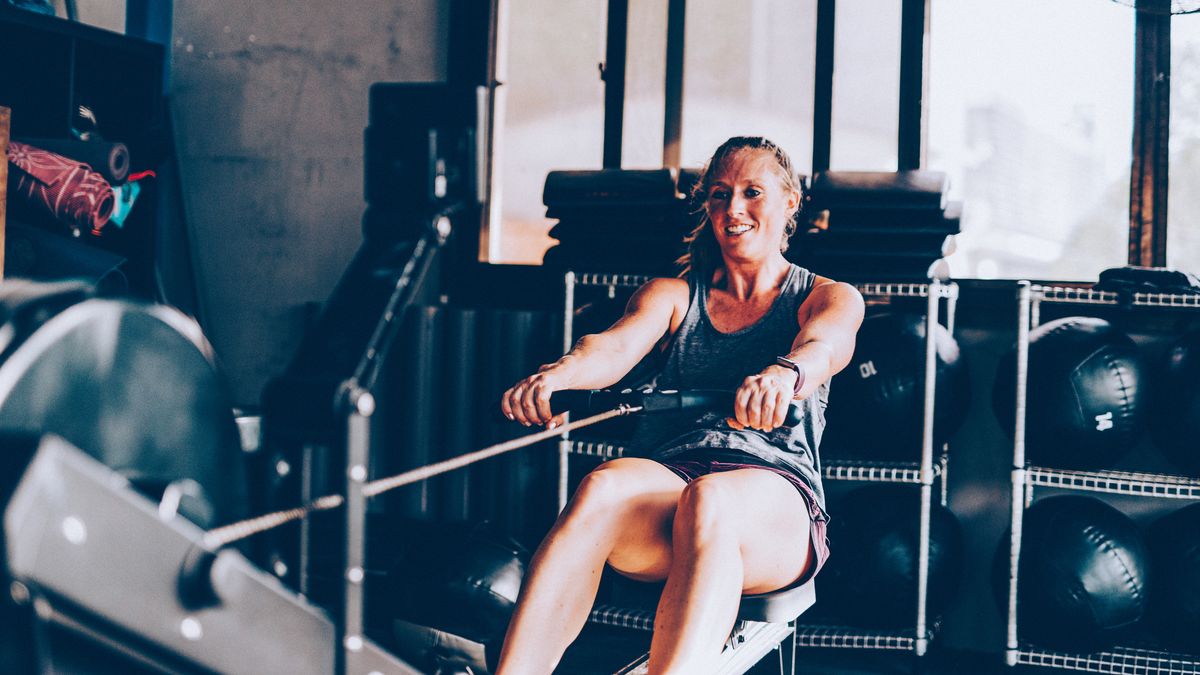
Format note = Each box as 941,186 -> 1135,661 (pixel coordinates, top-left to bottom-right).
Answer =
541,169 -> 696,277
790,171 -> 961,282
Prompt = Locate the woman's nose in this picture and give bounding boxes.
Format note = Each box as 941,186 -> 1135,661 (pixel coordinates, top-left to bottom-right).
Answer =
726,194 -> 746,216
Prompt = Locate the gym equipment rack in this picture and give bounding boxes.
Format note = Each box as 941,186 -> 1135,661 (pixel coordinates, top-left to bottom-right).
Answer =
1004,282 -> 1200,674
561,272 -> 959,660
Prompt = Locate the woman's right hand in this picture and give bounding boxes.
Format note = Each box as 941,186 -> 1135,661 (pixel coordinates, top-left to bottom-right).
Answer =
501,364 -> 569,429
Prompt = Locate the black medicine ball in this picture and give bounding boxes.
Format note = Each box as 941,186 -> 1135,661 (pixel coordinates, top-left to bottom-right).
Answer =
992,496 -> 1150,652
1145,503 -> 1200,652
994,316 -> 1145,471
387,519 -> 529,647
1151,331 -> 1200,477
823,312 -> 970,460
817,484 -> 964,627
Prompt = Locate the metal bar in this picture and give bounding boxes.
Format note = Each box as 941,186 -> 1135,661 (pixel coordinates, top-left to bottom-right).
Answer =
1128,2 -> 1171,268
945,282 -> 957,334
662,0 -> 686,168
603,0 -> 630,169
939,449 -> 949,507
560,271 -> 576,513
812,0 -> 835,173
914,280 -> 939,657
897,0 -> 929,170
340,389 -> 374,674
1006,281 -> 1033,666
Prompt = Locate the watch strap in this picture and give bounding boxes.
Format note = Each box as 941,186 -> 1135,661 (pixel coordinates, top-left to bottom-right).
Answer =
775,355 -> 805,397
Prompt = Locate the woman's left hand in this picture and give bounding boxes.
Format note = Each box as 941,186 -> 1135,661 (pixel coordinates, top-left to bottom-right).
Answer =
728,365 -> 797,431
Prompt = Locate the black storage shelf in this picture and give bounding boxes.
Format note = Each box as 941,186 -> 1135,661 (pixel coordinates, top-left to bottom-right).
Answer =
0,6 -> 170,302
0,6 -> 162,140
1004,282 -> 1200,673
560,272 -> 959,659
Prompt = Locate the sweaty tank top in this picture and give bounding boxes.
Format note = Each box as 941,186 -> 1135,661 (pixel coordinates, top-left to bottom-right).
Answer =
630,263 -> 829,519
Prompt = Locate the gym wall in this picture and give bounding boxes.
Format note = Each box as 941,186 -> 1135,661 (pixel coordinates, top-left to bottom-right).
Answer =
171,0 -> 449,405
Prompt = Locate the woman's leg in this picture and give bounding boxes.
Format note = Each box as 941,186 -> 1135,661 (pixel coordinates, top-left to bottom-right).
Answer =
648,468 -> 813,675
495,457 -> 686,675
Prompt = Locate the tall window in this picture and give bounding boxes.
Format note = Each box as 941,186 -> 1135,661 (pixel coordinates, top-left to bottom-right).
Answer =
491,2 -> 607,264
622,0 -> 669,169
1170,15 -> 1200,271
929,0 -> 1134,280
830,0 -> 902,170
681,0 -> 817,172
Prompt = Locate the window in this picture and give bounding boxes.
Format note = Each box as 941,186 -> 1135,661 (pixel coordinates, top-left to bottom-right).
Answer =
622,0 -> 669,169
830,0 -> 901,171
928,0 -> 1134,280
1170,15 -> 1200,271
490,1 -> 607,264
681,0 -> 817,172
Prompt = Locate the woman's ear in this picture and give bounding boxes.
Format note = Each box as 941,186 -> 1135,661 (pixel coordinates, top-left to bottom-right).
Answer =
786,188 -> 801,214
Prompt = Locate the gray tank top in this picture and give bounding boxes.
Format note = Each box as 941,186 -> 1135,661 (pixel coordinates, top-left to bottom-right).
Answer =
630,263 -> 829,518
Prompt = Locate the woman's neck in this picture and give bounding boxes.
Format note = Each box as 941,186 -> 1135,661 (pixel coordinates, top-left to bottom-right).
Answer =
713,254 -> 791,300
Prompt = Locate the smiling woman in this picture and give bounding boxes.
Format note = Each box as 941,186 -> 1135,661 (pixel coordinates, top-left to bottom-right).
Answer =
496,136 -> 864,674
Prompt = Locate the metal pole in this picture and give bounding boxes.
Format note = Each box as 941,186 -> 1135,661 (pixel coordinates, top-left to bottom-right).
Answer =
812,0 -> 836,173
662,0 -> 686,168
602,0 -> 629,169
1006,281 -> 1032,666
340,386 -> 375,674
559,271 -> 577,513
914,280 -> 940,657
940,284 -> 957,508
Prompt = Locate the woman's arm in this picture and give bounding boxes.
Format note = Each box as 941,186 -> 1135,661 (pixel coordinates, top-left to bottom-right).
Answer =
501,277 -> 688,427
732,280 -> 865,431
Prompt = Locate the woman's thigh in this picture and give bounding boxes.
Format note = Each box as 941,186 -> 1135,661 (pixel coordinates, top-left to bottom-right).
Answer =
573,457 -> 686,581
681,468 -> 813,594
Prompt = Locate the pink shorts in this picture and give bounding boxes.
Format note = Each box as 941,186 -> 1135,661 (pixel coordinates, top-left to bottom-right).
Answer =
658,449 -> 830,583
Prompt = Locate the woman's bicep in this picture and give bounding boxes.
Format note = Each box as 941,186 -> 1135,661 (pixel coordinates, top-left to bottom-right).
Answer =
599,278 -> 687,359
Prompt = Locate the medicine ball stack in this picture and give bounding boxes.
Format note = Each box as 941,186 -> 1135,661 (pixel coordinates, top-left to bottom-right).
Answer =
994,496 -> 1150,652
1145,503 -> 1200,653
822,312 -> 970,460
789,171 -> 961,281
1151,330 -> 1200,477
541,169 -> 696,276
993,316 -> 1145,470
818,485 -> 964,628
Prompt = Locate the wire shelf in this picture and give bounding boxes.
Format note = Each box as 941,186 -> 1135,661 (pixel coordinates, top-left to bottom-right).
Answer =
568,439 -> 628,460
575,273 -> 652,289
572,274 -> 959,303
1016,645 -> 1200,674
824,455 -> 946,484
570,440 -> 945,486
590,604 -> 656,632
1027,466 -> 1200,499
794,624 -> 929,652
1033,285 -> 1200,309
856,282 -> 958,300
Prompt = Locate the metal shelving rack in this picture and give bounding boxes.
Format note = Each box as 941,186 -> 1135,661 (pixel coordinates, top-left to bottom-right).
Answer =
560,271 -> 959,658
1005,282 -> 1200,673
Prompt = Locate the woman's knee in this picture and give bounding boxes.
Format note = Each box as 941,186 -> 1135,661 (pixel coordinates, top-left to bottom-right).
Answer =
674,475 -> 739,545
564,458 -> 660,522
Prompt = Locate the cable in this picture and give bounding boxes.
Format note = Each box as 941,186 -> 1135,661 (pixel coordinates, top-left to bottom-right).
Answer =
201,405 -> 639,550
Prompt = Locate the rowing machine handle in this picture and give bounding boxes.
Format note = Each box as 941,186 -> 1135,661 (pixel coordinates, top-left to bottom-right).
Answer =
549,389 -> 805,427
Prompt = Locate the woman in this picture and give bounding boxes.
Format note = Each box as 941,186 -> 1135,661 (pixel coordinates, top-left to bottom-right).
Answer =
497,136 -> 864,674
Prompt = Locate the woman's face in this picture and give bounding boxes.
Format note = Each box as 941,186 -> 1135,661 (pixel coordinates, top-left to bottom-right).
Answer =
704,149 -> 800,264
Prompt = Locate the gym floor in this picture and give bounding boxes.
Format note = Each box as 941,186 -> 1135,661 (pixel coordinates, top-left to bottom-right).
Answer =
556,625 -> 1023,674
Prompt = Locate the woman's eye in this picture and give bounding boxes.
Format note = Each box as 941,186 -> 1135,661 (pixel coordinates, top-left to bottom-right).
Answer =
745,188 -> 762,198
710,189 -> 730,200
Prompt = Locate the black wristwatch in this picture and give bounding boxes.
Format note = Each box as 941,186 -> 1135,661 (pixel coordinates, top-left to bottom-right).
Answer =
774,356 -> 806,397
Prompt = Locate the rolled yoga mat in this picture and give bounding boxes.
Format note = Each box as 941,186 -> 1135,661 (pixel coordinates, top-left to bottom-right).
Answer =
16,136 -> 130,184
6,141 -> 114,235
